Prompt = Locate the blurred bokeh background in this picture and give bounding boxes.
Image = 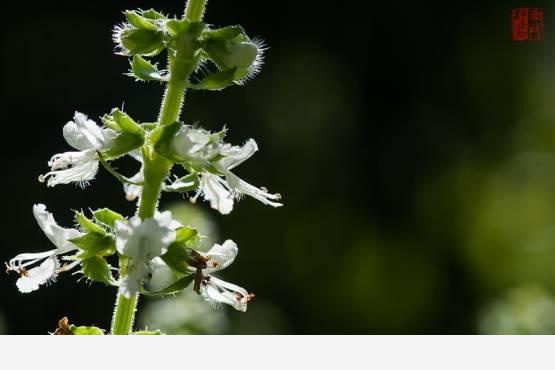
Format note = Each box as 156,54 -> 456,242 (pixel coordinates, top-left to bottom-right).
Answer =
1,0 -> 555,334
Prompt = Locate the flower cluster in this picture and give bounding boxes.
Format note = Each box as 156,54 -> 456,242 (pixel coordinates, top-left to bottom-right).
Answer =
6,3 -> 279,333
6,204 -> 253,311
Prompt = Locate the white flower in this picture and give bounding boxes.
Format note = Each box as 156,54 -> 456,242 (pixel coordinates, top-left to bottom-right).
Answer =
201,276 -> 251,312
123,150 -> 144,201
171,126 -> 224,166
39,112 -> 116,187
196,240 -> 252,312
115,211 -> 179,298
5,204 -> 82,293
198,139 -> 282,214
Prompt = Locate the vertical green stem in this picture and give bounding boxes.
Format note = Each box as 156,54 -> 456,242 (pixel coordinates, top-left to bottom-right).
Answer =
185,0 -> 207,22
110,0 -> 208,335
111,291 -> 138,335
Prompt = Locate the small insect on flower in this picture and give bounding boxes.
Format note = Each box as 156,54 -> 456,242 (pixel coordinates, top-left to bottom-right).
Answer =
187,248 -> 211,294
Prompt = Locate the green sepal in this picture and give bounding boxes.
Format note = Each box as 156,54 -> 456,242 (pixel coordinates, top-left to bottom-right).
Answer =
102,132 -> 144,158
81,256 -> 115,285
161,227 -> 200,274
70,325 -> 105,335
118,27 -> 165,56
125,10 -> 158,31
128,55 -> 167,82
141,274 -> 195,296
201,25 -> 244,43
189,68 -> 236,91
150,120 -> 182,161
141,122 -> 157,131
110,108 -> 144,136
93,208 -> 125,229
74,212 -> 105,235
164,173 -> 200,192
70,232 -> 115,259
99,109 -> 145,158
166,19 -> 205,59
142,9 -> 165,21
132,330 -> 162,335
166,19 -> 205,38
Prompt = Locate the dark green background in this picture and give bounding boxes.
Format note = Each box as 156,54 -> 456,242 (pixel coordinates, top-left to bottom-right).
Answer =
1,0 -> 555,334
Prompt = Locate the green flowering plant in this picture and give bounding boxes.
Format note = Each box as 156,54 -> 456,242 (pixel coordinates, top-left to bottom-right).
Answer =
5,0 -> 281,335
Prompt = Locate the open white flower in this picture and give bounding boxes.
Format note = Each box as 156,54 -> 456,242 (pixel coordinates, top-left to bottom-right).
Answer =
201,276 -> 251,312
115,211 -> 179,298
5,204 -> 82,293
188,136 -> 282,214
39,112 -> 116,187
195,240 -> 252,312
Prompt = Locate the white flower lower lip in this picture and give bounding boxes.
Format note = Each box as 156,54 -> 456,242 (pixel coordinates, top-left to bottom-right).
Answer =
5,204 -> 82,293
39,112 -> 116,187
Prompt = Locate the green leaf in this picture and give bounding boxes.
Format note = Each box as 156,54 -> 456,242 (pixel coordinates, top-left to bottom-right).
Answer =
119,27 -> 165,56
190,68 -> 236,91
125,10 -> 158,31
70,325 -> 105,335
141,274 -> 195,296
74,212 -> 105,235
129,55 -> 167,82
132,330 -> 162,335
93,208 -> 125,229
70,232 -> 115,259
82,256 -> 114,285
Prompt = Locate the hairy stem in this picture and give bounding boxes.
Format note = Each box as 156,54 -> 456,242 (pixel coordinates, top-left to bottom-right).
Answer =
111,291 -> 138,335
110,0 -> 208,335
185,0 -> 207,22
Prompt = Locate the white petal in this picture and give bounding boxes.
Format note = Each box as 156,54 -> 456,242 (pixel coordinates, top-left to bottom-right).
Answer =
40,150 -> 99,187
115,216 -> 176,260
226,172 -> 282,207
200,276 -> 249,312
8,250 -> 56,270
115,219 -> 133,255
119,261 -> 149,298
217,139 -> 258,171
16,256 -> 59,293
203,240 -> 238,273
155,210 -> 182,230
199,173 -> 234,215
123,166 -> 144,201
33,204 -> 82,254
71,112 -> 115,149
171,127 -> 225,164
63,122 -> 96,151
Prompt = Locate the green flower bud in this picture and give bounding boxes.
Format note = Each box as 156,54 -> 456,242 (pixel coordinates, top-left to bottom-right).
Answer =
113,25 -> 165,56
201,28 -> 265,84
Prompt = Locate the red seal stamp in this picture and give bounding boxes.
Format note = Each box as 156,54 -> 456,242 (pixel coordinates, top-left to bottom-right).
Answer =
512,8 -> 544,41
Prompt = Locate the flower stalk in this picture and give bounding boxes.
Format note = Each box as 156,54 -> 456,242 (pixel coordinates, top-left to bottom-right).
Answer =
110,0 -> 208,335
